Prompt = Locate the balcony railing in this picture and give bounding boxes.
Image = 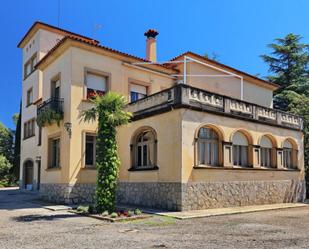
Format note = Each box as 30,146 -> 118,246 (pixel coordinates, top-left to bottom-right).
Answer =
37,97 -> 64,116
127,84 -> 303,131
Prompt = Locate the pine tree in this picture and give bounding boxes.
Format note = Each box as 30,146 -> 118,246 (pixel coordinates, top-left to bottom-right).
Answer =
262,33 -> 309,196
261,34 -> 309,110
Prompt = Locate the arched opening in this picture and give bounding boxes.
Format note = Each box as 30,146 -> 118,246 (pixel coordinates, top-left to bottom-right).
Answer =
131,127 -> 157,169
232,131 -> 251,167
260,135 -> 276,168
283,138 -> 298,169
23,160 -> 34,190
196,126 -> 223,166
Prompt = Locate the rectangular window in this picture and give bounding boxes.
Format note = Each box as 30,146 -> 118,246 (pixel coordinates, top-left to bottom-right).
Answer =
26,88 -> 33,107
49,137 -> 60,168
85,134 -> 96,167
23,119 -> 35,139
86,73 -> 107,99
233,145 -> 248,167
38,126 -> 42,146
51,76 -> 61,99
130,83 -> 147,102
283,148 -> 292,169
24,53 -> 37,79
261,148 -> 271,167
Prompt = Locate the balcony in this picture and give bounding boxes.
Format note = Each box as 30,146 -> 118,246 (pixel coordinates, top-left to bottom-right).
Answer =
127,84 -> 303,131
37,98 -> 64,127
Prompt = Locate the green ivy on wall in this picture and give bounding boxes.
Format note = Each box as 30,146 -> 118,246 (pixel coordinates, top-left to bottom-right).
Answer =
82,92 -> 132,212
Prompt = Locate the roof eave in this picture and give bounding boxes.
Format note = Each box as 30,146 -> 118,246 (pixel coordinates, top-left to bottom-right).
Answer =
17,21 -> 99,48
36,37 -> 177,75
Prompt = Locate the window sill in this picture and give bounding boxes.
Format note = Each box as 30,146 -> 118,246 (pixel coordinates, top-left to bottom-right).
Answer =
81,99 -> 93,103
23,69 -> 36,81
128,165 -> 159,171
193,165 -> 300,172
46,167 -> 61,171
193,165 -> 223,169
26,103 -> 33,108
23,135 -> 35,141
82,166 -> 96,170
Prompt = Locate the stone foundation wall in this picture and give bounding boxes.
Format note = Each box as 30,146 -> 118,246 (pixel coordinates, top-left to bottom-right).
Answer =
116,182 -> 182,211
40,180 -> 305,210
40,183 -> 95,204
181,180 -> 306,211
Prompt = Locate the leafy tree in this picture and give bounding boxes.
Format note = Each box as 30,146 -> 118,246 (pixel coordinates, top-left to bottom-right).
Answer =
12,113 -> 19,126
0,122 -> 13,164
0,154 -> 12,180
83,92 -> 132,212
261,33 -> 309,195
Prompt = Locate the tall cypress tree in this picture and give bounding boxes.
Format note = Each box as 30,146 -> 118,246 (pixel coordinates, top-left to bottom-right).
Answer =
12,103 -> 22,181
261,33 -> 309,195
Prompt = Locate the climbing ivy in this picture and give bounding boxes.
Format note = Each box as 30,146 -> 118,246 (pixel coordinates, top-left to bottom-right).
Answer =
82,92 -> 131,212
36,109 -> 63,127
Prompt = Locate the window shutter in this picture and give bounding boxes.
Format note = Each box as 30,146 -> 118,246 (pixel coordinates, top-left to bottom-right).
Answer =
86,73 -> 107,92
130,84 -> 147,94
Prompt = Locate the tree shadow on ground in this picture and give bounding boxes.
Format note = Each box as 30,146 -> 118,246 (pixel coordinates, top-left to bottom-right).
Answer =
11,214 -> 78,223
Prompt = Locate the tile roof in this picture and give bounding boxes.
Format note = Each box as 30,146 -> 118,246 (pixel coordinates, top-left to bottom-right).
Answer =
35,35 -> 175,72
17,21 -> 99,48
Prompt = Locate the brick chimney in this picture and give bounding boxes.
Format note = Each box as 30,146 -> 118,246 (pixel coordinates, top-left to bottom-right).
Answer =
144,29 -> 159,62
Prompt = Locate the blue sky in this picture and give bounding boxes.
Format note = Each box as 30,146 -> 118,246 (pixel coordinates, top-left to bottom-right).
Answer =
0,0 -> 308,129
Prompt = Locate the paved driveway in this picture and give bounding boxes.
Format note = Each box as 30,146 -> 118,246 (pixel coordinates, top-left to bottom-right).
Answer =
1,187 -> 309,249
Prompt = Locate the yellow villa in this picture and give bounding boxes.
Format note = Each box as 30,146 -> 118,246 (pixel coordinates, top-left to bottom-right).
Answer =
18,22 -> 305,211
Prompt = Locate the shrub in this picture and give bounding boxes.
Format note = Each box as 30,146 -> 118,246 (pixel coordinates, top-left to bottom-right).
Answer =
88,205 -> 96,214
76,205 -> 89,214
101,210 -> 109,216
110,212 -> 118,218
128,211 -> 134,217
134,208 -> 142,215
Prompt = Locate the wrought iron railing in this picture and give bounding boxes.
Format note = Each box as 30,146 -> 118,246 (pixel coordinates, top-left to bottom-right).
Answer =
37,97 -> 64,116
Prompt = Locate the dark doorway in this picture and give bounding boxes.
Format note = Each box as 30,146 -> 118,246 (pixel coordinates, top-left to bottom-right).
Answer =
24,160 -> 34,190
37,160 -> 41,190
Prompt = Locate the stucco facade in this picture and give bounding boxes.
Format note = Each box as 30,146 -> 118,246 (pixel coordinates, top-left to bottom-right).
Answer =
18,22 -> 305,210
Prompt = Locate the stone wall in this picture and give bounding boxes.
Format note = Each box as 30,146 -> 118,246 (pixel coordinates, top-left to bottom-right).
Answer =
40,183 -> 95,204
40,180 -> 305,210
116,182 -> 182,211
181,180 -> 306,211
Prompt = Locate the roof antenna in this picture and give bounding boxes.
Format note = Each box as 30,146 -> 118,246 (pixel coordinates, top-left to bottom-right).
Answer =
93,24 -> 102,38
57,0 -> 61,27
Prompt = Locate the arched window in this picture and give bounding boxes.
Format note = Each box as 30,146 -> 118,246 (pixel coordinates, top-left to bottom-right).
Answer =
132,129 -> 157,168
232,131 -> 249,167
197,127 -> 219,166
283,140 -> 293,169
260,136 -> 273,168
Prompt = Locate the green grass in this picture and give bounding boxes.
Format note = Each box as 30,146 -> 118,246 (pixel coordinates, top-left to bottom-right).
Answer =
131,215 -> 177,227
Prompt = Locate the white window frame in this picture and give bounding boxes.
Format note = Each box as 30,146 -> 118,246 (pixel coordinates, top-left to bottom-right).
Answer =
197,127 -> 219,166
85,133 -> 96,168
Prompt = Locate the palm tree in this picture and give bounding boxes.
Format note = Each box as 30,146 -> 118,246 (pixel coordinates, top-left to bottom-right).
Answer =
83,92 -> 132,212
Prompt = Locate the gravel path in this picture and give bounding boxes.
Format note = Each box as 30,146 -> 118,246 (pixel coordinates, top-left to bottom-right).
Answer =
1,188 -> 309,249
